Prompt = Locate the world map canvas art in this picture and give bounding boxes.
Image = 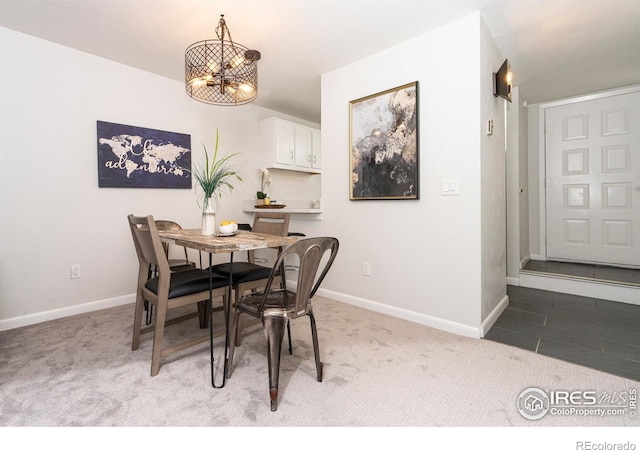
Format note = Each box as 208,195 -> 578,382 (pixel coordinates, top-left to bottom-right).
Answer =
97,121 -> 191,188
349,82 -> 418,200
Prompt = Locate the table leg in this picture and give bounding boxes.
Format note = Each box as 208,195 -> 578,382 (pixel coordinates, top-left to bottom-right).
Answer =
210,252 -> 233,389
197,300 -> 209,328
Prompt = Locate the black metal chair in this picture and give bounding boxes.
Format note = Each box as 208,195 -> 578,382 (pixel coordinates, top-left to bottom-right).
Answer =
226,236 -> 339,411
127,214 -> 229,376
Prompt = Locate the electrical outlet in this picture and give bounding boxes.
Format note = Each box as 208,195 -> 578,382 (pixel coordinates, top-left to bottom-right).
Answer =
362,262 -> 371,276
70,264 -> 81,279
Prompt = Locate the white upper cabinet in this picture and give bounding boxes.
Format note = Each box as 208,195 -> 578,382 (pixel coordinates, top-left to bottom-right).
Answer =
272,119 -> 295,165
259,117 -> 321,173
311,128 -> 321,170
293,126 -> 312,168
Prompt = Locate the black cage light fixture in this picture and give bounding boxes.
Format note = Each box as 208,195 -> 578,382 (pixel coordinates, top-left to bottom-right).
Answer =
185,14 -> 261,105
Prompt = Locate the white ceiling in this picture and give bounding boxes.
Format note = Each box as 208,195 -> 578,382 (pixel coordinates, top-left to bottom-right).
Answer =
1,0 -> 639,123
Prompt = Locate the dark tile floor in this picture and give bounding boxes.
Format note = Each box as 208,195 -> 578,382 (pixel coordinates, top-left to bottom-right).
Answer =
485,262 -> 640,381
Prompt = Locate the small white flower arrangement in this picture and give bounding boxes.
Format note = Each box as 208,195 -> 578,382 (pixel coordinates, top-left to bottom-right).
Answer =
257,168 -> 271,199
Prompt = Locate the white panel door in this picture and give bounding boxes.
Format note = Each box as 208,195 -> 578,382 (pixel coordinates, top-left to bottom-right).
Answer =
545,91 -> 640,267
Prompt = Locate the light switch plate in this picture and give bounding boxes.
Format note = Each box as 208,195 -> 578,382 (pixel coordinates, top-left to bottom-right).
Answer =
441,179 -> 459,196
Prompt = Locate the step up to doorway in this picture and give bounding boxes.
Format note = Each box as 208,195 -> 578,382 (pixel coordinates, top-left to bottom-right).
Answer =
518,260 -> 640,306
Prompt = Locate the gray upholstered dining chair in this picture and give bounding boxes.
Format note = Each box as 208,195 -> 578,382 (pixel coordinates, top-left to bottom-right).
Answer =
127,214 -> 229,376
209,212 -> 291,344
226,236 -> 339,411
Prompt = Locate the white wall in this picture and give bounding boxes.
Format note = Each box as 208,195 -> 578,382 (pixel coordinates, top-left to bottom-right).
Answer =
527,105 -> 543,260
506,87 -> 532,283
319,13 -> 504,337
518,94 -> 530,267
480,18 -> 507,326
506,89 -> 521,282
1,13 -> 507,338
0,27 -> 318,329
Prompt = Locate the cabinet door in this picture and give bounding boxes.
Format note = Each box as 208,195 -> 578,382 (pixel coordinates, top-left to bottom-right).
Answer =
274,120 -> 294,165
311,129 -> 321,169
294,126 -> 312,168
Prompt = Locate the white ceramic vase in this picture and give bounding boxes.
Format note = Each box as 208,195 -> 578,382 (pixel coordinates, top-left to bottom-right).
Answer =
201,198 -> 216,236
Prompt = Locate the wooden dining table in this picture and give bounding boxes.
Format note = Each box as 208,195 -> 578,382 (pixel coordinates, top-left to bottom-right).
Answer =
158,228 -> 297,388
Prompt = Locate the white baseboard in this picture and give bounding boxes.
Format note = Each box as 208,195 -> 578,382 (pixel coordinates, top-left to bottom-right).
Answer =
0,294 -> 136,332
480,294 -> 509,338
520,255 -> 531,269
506,276 -> 520,286
316,287 -> 482,338
2,288 -> 488,340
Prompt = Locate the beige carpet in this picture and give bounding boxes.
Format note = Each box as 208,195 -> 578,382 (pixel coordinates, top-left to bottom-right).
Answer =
0,296 -> 637,430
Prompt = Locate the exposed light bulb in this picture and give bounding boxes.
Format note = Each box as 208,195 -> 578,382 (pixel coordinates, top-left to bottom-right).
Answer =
207,60 -> 220,74
239,83 -> 255,94
229,54 -> 245,68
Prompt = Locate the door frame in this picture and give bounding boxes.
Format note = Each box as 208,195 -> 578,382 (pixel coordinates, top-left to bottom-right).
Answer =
536,84 -> 640,262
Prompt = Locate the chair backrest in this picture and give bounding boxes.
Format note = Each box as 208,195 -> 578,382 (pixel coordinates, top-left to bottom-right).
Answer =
263,237 -> 339,318
154,220 -> 182,232
247,213 -> 291,264
251,212 -> 290,236
155,220 -> 188,260
127,215 -> 171,279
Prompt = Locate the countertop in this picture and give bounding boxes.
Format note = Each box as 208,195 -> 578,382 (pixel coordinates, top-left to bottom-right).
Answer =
242,206 -> 323,214
241,200 -> 323,219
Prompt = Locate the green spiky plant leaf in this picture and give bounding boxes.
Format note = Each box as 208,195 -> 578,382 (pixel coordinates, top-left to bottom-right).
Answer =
192,129 -> 243,211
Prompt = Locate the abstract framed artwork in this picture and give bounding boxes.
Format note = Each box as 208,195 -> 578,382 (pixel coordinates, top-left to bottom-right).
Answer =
97,120 -> 191,188
349,81 -> 419,200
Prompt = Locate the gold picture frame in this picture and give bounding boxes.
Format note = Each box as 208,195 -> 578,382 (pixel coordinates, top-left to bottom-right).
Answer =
349,81 -> 419,200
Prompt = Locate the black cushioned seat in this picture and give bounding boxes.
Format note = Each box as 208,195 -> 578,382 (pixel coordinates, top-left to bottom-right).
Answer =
210,262 -> 276,284
128,214 -> 230,376
145,269 -> 229,299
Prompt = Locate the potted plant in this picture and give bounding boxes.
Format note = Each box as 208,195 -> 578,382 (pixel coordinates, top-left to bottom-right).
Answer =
192,130 -> 242,235
256,168 -> 271,205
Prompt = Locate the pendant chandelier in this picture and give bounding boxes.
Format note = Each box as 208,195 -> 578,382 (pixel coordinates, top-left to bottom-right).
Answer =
185,14 -> 261,105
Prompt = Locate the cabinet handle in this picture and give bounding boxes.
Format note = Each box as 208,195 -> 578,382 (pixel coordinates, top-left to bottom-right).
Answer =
307,154 -> 311,162
289,151 -> 293,160
313,155 -> 317,163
